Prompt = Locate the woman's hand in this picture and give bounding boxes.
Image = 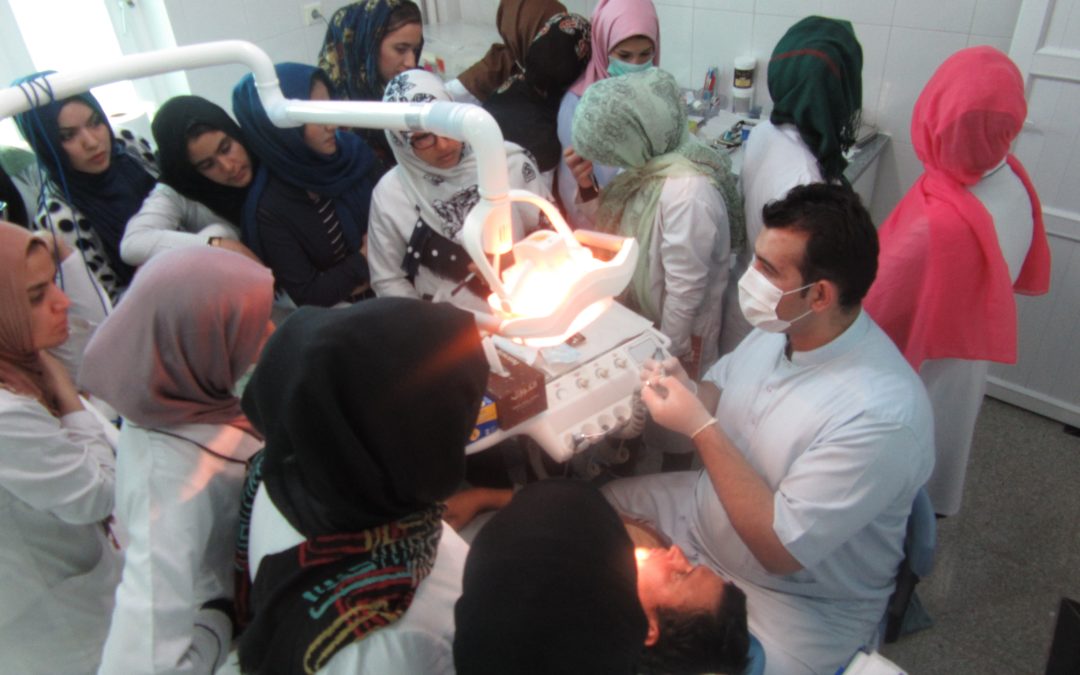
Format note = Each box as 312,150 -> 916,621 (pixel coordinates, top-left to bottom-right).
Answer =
564,146 -> 597,191
443,487 -> 513,532
211,237 -> 262,263
38,351 -> 83,416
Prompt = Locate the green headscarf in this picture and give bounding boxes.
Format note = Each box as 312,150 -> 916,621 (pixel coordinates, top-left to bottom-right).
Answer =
768,16 -> 863,182
572,68 -> 744,321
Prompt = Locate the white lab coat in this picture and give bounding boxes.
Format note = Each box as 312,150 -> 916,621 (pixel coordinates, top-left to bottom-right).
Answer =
368,151 -> 551,314
579,173 -> 731,371
120,183 -> 241,267
719,121 -> 823,356
919,160 -> 1035,516
49,239 -> 113,384
0,390 -> 121,675
98,422 -> 260,674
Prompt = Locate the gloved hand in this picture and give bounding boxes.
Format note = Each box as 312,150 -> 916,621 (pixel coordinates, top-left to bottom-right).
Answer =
640,374 -> 714,439
639,356 -> 697,395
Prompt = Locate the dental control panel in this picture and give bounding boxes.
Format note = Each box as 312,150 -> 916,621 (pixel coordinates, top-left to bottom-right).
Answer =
468,302 -> 670,462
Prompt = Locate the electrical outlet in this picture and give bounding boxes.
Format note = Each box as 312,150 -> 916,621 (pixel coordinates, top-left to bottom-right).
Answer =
301,1 -> 323,26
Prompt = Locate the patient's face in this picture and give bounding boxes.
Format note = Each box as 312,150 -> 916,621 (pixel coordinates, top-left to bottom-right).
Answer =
636,545 -> 727,616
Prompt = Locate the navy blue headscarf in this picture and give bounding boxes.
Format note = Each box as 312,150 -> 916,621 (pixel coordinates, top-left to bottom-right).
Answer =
13,73 -> 156,285
232,63 -> 376,259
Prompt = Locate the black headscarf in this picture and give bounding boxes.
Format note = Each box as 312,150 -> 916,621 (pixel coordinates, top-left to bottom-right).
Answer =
151,95 -> 256,227
13,73 -> 156,285
238,297 -> 488,673
483,13 -> 591,172
241,296 -> 488,537
454,479 -> 648,674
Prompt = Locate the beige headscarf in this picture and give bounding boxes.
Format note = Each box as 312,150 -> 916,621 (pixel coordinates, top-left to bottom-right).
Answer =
78,246 -> 274,435
0,222 -> 58,415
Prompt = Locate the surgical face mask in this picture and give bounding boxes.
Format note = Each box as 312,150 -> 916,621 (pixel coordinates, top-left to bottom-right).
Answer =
607,58 -> 654,78
738,264 -> 814,333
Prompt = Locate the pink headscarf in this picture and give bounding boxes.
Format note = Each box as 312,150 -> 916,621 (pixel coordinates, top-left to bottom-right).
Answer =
864,47 -> 1051,369
568,0 -> 660,97
78,246 -> 274,435
0,223 -> 57,415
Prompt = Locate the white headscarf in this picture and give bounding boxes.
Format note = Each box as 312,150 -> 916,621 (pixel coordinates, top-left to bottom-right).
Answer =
382,69 -> 542,241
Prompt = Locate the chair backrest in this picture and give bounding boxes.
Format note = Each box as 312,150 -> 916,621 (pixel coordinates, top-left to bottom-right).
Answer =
880,485 -> 938,644
741,634 -> 766,675
906,486 -> 936,577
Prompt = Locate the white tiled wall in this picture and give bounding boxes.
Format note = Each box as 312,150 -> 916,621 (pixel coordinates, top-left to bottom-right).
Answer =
457,0 -> 1025,223
153,0 -> 1023,223
160,0 -> 359,113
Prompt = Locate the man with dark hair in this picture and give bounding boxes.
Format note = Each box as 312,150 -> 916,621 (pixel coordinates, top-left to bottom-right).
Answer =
604,183 -> 934,674
636,545 -> 750,673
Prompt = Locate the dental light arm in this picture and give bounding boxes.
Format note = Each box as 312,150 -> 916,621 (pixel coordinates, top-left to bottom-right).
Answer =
0,40 -> 636,341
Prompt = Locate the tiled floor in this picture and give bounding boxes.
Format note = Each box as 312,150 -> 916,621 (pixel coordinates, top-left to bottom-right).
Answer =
880,397 -> 1080,674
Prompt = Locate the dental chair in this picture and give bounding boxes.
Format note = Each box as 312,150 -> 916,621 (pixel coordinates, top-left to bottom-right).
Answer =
741,634 -> 766,675
882,486 -> 937,643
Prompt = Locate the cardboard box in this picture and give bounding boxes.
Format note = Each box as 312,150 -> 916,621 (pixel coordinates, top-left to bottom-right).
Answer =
486,352 -> 547,430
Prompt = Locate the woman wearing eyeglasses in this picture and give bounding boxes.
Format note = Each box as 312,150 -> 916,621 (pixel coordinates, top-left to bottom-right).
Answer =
233,63 -> 378,308
367,69 -> 550,311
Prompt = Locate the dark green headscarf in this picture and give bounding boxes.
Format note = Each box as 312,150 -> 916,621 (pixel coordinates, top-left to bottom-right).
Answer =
768,16 -> 862,181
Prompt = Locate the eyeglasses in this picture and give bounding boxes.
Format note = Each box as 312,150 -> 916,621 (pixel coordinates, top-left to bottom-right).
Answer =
409,133 -> 438,150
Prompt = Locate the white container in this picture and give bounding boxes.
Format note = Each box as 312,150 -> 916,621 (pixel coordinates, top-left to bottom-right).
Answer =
731,56 -> 756,114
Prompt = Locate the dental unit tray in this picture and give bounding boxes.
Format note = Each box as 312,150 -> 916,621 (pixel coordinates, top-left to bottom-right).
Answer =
468,302 -> 670,463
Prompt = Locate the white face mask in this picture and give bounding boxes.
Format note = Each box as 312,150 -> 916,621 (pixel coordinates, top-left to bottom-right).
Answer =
738,264 -> 814,333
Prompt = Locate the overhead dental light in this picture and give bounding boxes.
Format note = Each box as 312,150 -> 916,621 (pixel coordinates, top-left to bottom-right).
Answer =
0,40 -> 637,343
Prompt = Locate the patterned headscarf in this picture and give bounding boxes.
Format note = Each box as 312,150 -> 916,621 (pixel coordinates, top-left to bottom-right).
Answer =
483,13 -> 592,171
233,62 -> 376,259
0,223 -> 57,415
767,16 -> 863,182
13,73 -> 157,286
317,0 -> 423,102
78,246 -> 273,435
382,69 -> 539,240
151,95 -> 256,228
573,68 -> 745,320
569,0 -> 660,97
456,0 -> 568,101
